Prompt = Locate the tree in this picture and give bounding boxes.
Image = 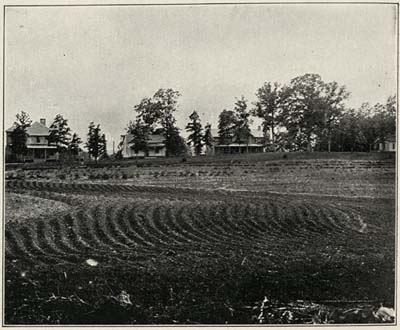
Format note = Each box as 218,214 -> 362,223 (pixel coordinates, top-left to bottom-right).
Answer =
85,122 -> 107,162
386,95 -> 397,116
232,96 -> 251,146
127,118 -> 151,156
49,114 -> 72,156
203,123 -> 213,148
68,133 -> 82,160
134,97 -> 160,127
134,88 -> 183,157
348,96 -> 397,152
186,111 -> 203,156
99,133 -> 107,159
281,74 -> 349,151
135,89 -> 181,126
375,96 -> 396,149
333,109 -> 365,152
164,121 -> 187,157
10,111 -> 32,162
252,82 -> 288,150
354,103 -> 379,152
217,109 -> 236,145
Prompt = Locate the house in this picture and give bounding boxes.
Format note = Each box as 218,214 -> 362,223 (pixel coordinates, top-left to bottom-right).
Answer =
210,126 -> 266,155
120,130 -> 166,158
6,119 -> 58,162
377,134 -> 396,152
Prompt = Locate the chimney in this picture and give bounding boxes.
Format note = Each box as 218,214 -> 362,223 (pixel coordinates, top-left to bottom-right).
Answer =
40,118 -> 46,126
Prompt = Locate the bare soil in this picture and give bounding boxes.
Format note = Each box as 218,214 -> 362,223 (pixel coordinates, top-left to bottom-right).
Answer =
4,154 -> 396,324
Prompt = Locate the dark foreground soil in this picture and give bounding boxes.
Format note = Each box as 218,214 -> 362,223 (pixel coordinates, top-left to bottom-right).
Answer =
4,157 -> 396,324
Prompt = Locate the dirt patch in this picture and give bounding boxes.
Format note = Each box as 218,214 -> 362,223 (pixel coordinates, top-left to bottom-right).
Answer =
5,193 -> 71,224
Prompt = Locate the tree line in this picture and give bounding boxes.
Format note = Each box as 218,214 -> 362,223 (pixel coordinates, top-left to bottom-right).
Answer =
9,111 -> 107,162
8,72 -> 396,163
212,73 -> 396,153
249,73 -> 396,152
128,74 -> 395,156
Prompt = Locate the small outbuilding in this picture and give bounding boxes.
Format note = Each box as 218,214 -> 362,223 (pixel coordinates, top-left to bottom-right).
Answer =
376,134 -> 396,152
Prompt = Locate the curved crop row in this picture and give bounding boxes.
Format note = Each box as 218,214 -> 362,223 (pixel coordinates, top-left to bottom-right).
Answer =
5,197 -> 376,270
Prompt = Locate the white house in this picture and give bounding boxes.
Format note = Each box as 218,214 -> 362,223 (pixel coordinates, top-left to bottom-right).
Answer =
120,131 -> 166,158
377,134 -> 396,152
6,118 -> 58,162
209,126 -> 266,154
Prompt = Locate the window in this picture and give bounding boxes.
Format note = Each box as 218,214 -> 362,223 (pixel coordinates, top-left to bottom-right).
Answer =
393,143 -> 395,149
155,148 -> 159,154
36,137 -> 41,143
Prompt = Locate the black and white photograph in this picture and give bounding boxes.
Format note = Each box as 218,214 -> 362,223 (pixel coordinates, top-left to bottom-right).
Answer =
2,1 -> 398,325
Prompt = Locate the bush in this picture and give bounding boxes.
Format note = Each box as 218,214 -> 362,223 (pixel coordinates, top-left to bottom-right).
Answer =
102,173 -> 110,180
58,173 -> 66,180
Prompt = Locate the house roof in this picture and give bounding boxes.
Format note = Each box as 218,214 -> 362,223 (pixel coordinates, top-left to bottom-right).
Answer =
27,145 -> 57,149
374,134 -> 396,144
385,134 -> 396,143
6,121 -> 50,136
215,144 -> 264,147
27,122 -> 51,136
124,133 -> 165,146
210,127 -> 264,139
6,125 -> 16,133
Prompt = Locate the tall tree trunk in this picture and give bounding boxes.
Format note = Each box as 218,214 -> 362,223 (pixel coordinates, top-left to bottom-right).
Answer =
327,130 -> 332,153
271,116 -> 275,152
307,134 -> 312,152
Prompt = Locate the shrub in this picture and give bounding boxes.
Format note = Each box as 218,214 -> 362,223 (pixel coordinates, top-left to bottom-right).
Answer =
58,173 -> 66,180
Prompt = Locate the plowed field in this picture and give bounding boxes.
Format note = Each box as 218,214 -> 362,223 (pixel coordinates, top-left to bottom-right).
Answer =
4,157 -> 396,324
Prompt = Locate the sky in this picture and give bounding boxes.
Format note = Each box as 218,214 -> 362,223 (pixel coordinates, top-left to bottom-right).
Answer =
5,3 -> 398,152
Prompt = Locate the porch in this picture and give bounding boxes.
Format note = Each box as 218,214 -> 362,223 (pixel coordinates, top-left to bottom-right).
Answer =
26,146 -> 58,162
